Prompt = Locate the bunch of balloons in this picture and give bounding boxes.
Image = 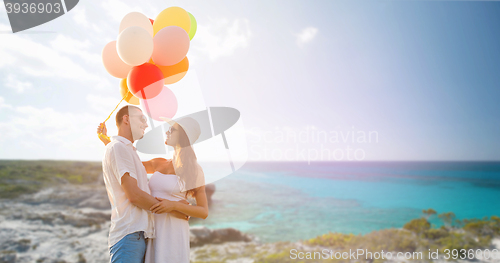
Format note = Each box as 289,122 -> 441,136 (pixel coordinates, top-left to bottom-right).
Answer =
102,6 -> 197,121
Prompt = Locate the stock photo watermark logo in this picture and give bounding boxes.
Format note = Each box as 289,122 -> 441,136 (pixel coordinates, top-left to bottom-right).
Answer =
128,68 -> 249,186
137,107 -> 245,172
249,126 -> 379,163
3,0 -> 79,33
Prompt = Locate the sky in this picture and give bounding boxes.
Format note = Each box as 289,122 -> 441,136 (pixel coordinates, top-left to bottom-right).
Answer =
0,0 -> 499,162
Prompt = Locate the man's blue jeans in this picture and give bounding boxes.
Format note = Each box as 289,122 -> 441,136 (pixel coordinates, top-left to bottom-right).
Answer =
110,231 -> 146,263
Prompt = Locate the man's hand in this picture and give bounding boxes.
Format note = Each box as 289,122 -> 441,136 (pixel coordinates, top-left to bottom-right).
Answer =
150,198 -> 190,221
97,123 -> 110,145
150,197 -> 176,214
97,122 -> 107,135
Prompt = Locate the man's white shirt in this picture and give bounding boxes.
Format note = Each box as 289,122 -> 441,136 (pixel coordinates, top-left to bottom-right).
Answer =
102,135 -> 154,248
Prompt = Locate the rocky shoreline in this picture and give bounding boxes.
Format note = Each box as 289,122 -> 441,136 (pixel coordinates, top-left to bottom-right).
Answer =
1,171 -> 499,262
0,184 -> 253,263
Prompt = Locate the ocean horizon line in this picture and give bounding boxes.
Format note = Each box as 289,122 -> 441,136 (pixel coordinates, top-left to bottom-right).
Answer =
1,159 -> 499,163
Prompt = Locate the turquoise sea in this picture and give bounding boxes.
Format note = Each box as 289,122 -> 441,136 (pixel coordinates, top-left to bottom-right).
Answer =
192,161 -> 500,243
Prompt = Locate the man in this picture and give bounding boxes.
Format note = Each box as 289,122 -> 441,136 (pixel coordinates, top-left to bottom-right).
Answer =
98,105 -> 188,263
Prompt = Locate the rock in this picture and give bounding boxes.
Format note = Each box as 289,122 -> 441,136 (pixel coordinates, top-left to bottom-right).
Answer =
189,226 -> 252,247
23,211 -> 108,228
35,257 -> 67,263
61,214 -> 107,228
190,226 -> 212,241
83,212 -> 111,222
13,239 -> 31,253
0,250 -> 16,263
0,239 -> 31,253
21,186 -> 103,206
205,183 -> 215,206
77,193 -> 111,210
211,228 -> 252,243
26,212 -> 64,225
76,253 -> 86,263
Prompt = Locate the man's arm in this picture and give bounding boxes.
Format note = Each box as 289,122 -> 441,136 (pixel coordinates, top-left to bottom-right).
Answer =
151,186 -> 208,219
121,173 -> 190,220
121,173 -> 158,210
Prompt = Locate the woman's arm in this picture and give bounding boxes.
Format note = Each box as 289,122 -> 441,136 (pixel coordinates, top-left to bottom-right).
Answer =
143,158 -> 169,174
142,160 -> 155,174
150,186 -> 209,219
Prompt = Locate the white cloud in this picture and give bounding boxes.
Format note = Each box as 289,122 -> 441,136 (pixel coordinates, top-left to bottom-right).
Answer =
5,74 -> 33,93
73,7 -> 88,27
71,7 -> 104,34
0,96 -> 12,109
0,33 -> 101,81
50,35 -> 101,65
0,105 -> 102,149
0,23 -> 10,31
50,34 -> 90,53
296,27 -> 318,47
94,78 -> 115,91
101,0 -> 145,22
193,18 -> 252,61
86,93 -> 123,113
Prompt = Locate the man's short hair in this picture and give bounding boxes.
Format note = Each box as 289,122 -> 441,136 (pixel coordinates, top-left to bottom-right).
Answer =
116,105 -> 142,127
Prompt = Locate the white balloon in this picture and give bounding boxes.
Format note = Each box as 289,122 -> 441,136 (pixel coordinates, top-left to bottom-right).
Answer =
117,26 -> 154,66
119,12 -> 154,37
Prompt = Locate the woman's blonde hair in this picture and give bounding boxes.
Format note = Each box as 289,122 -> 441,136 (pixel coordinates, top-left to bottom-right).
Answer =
172,124 -> 204,198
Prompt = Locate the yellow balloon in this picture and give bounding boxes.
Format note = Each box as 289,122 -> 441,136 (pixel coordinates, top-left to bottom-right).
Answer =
153,7 -> 191,35
120,78 -> 140,105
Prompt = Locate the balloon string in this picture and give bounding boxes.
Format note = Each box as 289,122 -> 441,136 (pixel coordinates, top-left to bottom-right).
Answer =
104,96 -> 126,123
98,95 -> 126,142
140,89 -> 155,129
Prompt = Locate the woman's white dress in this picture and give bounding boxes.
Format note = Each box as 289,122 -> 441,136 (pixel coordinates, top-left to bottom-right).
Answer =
145,171 -> 190,263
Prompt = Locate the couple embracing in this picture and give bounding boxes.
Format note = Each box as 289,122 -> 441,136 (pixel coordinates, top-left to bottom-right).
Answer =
97,105 -> 208,263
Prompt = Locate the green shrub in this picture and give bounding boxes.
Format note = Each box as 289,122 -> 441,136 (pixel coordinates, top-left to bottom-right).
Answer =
0,160 -> 102,199
424,228 -> 449,240
403,218 -> 431,235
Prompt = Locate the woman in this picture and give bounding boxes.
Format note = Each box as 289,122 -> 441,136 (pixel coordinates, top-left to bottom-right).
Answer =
97,116 -> 208,263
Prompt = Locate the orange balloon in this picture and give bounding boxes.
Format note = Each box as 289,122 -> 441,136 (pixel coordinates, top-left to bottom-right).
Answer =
120,78 -> 140,105
156,57 -> 189,84
102,41 -> 132,78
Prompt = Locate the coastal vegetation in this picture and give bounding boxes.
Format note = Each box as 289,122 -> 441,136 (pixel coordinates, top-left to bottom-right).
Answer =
0,160 -> 102,198
190,212 -> 500,262
250,211 -> 500,262
1,161 -> 499,262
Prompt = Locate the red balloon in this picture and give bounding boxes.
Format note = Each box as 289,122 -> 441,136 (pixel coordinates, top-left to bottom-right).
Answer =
127,63 -> 163,100
149,18 -> 154,25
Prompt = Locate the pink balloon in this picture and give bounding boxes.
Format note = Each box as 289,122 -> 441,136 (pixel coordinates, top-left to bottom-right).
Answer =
102,41 -> 132,78
140,86 -> 178,121
152,26 -> 190,66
